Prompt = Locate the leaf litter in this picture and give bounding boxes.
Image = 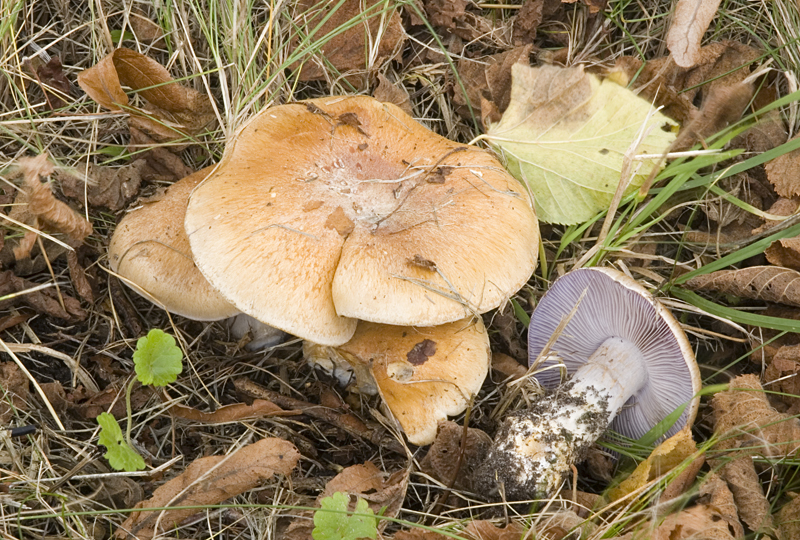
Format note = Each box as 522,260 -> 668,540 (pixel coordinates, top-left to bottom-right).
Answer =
4,2 -> 800,540
115,438 -> 300,540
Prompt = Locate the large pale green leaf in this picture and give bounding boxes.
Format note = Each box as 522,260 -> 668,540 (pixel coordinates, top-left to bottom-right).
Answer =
487,64 -> 678,224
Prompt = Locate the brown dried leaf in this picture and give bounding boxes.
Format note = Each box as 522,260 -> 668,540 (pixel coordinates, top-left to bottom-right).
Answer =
712,374 -> 800,456
764,344 -> 800,411
0,270 -> 86,320
715,458 -> 775,533
667,0 -> 723,68
767,237 -> 800,272
373,73 -> 412,116
25,55 -> 73,110
673,80 -> 754,151
420,420 -> 493,491
167,398 -> 288,423
292,0 -> 406,84
59,160 -> 145,211
491,352 -> 528,380
425,0 -> 494,41
130,128 -> 194,182
129,8 -> 165,45
464,520 -> 526,540
609,428 -> 698,501
777,493 -> 800,540
453,45 -> 532,122
0,362 -> 29,424
732,84 -> 788,154
614,41 -> 760,126
512,0 -> 544,45
686,266 -> 800,308
10,154 -> 92,259
319,461 -> 409,523
561,0 -> 606,14
115,438 -> 300,540
67,250 -> 94,303
767,135 -> 800,198
753,198 -> 799,236
393,530 -> 445,540
698,472 -> 745,539
77,48 -> 215,144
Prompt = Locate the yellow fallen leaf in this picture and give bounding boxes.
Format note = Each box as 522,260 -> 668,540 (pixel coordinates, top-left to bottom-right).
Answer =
486,63 -> 677,225
609,427 -> 698,501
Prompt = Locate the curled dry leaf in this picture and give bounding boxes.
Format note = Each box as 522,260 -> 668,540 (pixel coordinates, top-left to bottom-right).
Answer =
0,270 -> 86,321
8,154 -> 92,260
766,135 -> 800,199
464,520 -> 526,540
77,48 -> 215,144
753,198 -> 799,236
59,160 -> 145,211
425,0 -> 493,42
284,461 -> 408,539
320,461 -> 409,521
420,420 -> 493,490
666,0 -> 723,68
614,41 -> 760,127
24,55 -> 73,110
453,45 -> 532,125
115,438 -> 300,540
372,73 -> 413,116
767,237 -> 800,272
608,427 -> 699,501
710,374 -> 800,533
292,0 -> 406,84
686,266 -> 800,308
673,80 -> 753,151
777,493 -> 800,540
511,0 -> 545,45
712,374 -> 800,457
715,458 -> 775,533
764,344 -> 800,412
167,398 -> 290,423
0,362 -> 29,424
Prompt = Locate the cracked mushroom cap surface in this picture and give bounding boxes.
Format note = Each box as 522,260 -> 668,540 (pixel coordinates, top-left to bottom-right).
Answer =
528,267 -> 702,441
336,318 -> 490,446
108,166 -> 239,321
185,96 -> 539,346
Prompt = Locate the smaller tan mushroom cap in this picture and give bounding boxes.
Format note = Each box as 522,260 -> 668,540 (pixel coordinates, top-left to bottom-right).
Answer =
313,317 -> 490,446
108,167 -> 239,321
186,96 -> 539,346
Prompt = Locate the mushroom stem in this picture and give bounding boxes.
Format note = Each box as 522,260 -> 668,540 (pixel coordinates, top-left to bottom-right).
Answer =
476,337 -> 647,499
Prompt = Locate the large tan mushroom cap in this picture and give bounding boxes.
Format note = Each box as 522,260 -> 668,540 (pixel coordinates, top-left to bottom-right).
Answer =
334,318 -> 490,446
185,96 -> 539,346
108,167 -> 239,321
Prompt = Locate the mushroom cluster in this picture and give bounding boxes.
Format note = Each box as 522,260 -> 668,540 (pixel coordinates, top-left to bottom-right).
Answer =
476,267 -> 701,499
109,96 -> 539,445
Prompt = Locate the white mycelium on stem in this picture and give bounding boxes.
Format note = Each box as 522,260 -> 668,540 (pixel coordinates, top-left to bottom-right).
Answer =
476,268 -> 701,500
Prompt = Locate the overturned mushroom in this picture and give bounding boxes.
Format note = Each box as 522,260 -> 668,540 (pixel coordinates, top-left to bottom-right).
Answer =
185,96 -> 539,346
305,317 -> 489,445
108,167 -> 283,348
476,267 -> 701,499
